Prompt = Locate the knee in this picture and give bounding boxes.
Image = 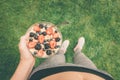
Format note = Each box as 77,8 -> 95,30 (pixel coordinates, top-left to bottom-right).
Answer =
50,54 -> 66,64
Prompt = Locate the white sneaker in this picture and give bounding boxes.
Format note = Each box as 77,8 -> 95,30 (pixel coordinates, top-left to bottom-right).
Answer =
59,40 -> 70,54
74,37 -> 85,52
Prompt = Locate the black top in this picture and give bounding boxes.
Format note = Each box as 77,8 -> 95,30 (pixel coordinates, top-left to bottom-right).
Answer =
29,66 -> 113,80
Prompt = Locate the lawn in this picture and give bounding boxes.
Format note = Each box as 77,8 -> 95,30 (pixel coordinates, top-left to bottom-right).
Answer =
0,0 -> 120,80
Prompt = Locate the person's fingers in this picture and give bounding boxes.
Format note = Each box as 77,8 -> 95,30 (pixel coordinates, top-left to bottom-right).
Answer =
18,35 -> 31,55
19,25 -> 33,52
19,35 -> 27,50
19,26 -> 33,46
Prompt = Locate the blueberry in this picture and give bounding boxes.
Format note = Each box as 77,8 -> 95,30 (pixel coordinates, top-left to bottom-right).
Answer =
33,51 -> 37,55
44,43 -> 50,49
36,32 -> 41,35
44,25 -> 47,30
35,43 -> 41,50
43,48 -> 45,51
55,45 -> 60,49
46,50 -> 52,55
50,39 -> 53,41
55,37 -> 61,42
34,34 -> 38,40
55,30 -> 57,33
36,32 -> 39,34
36,31 -> 40,33
29,38 -> 33,42
30,32 -> 35,37
46,39 -> 50,42
43,40 -> 47,44
52,50 -> 55,53
38,32 -> 42,35
42,32 -> 47,36
39,24 -> 44,28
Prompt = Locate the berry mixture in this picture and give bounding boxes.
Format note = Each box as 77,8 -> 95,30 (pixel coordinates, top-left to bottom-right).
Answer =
27,22 -> 62,58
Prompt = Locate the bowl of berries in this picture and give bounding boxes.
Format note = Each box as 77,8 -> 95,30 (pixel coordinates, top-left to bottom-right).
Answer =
26,22 -> 62,58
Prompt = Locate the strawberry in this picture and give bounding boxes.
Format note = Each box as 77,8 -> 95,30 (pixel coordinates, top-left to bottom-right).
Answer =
46,27 -> 53,35
38,49 -> 44,57
38,35 -> 45,43
27,41 -> 37,48
33,25 -> 40,32
49,40 -> 57,49
53,33 -> 59,38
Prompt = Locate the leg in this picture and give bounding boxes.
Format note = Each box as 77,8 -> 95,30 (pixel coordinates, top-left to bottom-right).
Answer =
37,51 -> 66,69
73,37 -> 97,69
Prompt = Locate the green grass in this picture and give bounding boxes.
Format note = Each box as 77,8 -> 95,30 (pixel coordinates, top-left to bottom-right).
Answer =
0,0 -> 120,80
